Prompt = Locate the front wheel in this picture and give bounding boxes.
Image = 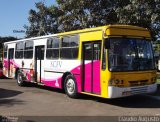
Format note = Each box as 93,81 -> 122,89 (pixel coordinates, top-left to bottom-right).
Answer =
64,75 -> 79,98
17,71 -> 26,86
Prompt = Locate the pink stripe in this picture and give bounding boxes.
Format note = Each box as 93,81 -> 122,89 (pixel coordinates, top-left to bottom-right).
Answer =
3,59 -> 101,94
41,78 -> 62,89
70,61 -> 101,94
93,61 -> 100,94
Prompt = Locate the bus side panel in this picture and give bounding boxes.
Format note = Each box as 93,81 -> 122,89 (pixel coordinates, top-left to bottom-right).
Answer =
70,64 -> 81,92
42,72 -> 63,89
4,58 -> 33,81
74,75 -> 81,92
9,59 -> 16,78
84,61 -> 92,92
3,59 -> 17,78
82,61 -> 101,94
93,60 -> 101,94
2,43 -> 33,80
3,58 -> 9,77
43,60 -> 81,91
21,59 -> 34,82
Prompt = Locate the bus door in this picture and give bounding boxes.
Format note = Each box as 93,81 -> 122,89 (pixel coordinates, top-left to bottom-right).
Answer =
34,45 -> 44,83
8,48 -> 14,77
82,41 -> 101,94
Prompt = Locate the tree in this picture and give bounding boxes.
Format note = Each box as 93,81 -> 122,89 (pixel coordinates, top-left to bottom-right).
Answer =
115,0 -> 160,40
24,2 -> 60,37
0,36 -> 18,48
56,0 -> 118,31
25,0 -> 160,40
25,0 -> 119,36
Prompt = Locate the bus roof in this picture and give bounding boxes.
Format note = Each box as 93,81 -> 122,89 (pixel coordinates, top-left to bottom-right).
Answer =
105,25 -> 150,38
4,25 -> 150,44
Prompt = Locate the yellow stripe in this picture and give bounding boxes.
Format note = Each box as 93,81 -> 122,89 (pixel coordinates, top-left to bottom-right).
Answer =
81,92 -> 101,97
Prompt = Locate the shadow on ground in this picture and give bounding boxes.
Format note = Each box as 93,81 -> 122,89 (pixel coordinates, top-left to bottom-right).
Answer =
95,95 -> 160,108
27,83 -> 65,94
12,81 -> 160,109
0,99 -> 24,107
0,88 -> 23,99
0,88 -> 24,106
28,83 -> 160,108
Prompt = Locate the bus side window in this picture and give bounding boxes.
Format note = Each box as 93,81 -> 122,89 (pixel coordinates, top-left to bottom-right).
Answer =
15,42 -> 24,59
61,35 -> 79,59
84,43 -> 92,60
46,37 -> 60,59
93,43 -> 101,60
24,41 -> 33,59
3,45 -> 8,59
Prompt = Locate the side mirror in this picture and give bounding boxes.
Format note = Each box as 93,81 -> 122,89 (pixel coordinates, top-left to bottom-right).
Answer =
105,39 -> 110,49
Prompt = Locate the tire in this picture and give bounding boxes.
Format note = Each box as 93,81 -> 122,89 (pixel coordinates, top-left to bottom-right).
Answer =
64,75 -> 79,98
17,70 -> 26,86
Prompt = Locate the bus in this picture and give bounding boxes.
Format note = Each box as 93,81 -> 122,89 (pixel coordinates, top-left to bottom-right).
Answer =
3,25 -> 157,98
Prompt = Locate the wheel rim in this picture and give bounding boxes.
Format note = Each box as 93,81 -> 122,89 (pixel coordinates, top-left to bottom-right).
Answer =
17,73 -> 22,84
66,79 -> 75,95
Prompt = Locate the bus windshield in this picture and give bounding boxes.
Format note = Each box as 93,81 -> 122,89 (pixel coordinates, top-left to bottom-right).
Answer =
107,38 -> 155,71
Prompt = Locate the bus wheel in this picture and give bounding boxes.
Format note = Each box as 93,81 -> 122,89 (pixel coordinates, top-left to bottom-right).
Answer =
17,71 -> 25,86
64,75 -> 78,98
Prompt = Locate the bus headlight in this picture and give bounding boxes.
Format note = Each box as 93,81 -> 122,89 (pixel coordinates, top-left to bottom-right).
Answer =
114,79 -> 120,84
108,79 -> 121,86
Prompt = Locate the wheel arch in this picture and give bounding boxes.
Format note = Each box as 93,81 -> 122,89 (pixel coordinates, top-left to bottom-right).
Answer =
62,72 -> 75,90
15,68 -> 20,79
62,72 -> 79,98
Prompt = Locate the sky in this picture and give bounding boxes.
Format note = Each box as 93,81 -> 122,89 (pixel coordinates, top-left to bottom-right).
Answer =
0,0 -> 56,38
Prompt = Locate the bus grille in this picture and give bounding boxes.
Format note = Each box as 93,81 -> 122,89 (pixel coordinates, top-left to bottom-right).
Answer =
131,86 -> 148,95
129,80 -> 149,86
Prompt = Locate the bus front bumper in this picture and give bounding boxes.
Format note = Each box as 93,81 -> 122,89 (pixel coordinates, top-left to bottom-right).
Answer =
108,83 -> 157,98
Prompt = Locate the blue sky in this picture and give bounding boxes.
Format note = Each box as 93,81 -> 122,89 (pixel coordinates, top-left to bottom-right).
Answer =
0,0 -> 56,38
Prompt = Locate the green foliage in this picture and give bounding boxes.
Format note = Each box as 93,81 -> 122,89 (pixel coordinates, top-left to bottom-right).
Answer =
56,0 -> 118,31
115,0 -> 160,40
24,2 -> 60,37
0,36 -> 17,42
25,0 -> 160,40
153,40 -> 160,52
0,36 -> 18,49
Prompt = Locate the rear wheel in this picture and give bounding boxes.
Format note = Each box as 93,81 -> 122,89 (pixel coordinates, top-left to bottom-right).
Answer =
17,70 -> 26,86
64,75 -> 79,98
